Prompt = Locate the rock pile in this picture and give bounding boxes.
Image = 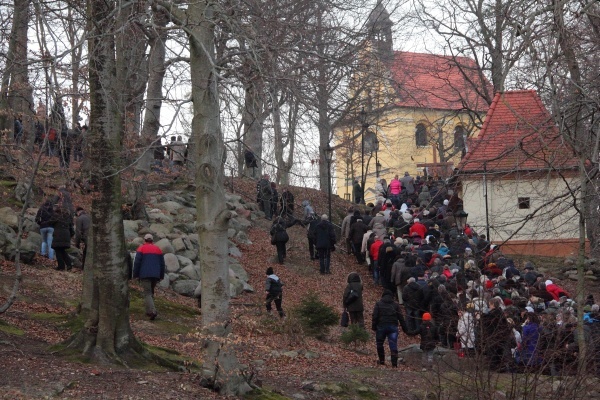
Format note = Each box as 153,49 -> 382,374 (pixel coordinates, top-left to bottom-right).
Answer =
561,256 -> 600,282
125,190 -> 256,299
6,190 -> 257,300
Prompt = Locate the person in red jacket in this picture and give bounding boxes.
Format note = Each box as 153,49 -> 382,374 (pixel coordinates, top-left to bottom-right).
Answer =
370,237 -> 384,285
409,218 -> 427,239
544,279 -> 569,301
133,233 -> 166,320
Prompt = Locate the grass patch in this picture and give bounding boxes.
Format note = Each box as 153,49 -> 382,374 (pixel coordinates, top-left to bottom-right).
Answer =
129,288 -> 200,319
28,312 -> 85,334
244,388 -> 289,400
0,319 -> 25,336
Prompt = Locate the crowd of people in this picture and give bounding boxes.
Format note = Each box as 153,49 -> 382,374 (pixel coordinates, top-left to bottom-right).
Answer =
337,171 -> 600,373
35,187 -> 90,271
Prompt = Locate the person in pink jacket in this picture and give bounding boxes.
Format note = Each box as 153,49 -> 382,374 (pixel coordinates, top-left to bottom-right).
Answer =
389,175 -> 402,208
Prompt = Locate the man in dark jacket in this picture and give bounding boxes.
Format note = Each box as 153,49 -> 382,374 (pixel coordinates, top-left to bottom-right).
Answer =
372,289 -> 408,367
74,207 -> 91,268
133,234 -> 166,320
306,214 -> 320,260
353,179 -> 364,204
315,214 -> 336,274
403,277 -> 426,332
258,174 -> 272,220
349,218 -> 368,264
265,267 -> 284,318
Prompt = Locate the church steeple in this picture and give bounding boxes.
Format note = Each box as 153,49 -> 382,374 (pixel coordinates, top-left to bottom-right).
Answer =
366,1 -> 393,60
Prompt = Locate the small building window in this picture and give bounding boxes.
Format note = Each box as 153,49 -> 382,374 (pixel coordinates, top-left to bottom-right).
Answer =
415,123 -> 427,147
518,197 -> 530,209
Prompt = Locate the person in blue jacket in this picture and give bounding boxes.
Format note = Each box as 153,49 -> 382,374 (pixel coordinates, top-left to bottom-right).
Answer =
133,233 -> 165,320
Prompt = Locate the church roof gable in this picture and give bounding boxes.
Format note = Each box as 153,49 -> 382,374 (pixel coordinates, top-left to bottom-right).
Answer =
458,90 -> 578,173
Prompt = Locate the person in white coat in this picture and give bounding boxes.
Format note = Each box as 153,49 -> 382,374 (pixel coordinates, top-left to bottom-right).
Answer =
457,303 -> 476,357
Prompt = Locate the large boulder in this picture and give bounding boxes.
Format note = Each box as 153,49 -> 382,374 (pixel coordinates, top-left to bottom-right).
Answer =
172,237 -> 188,252
180,263 -> 201,280
26,231 -> 42,250
176,255 -> 193,269
149,223 -> 173,237
123,220 -> 141,232
229,261 -> 249,282
158,274 -> 170,289
155,238 -> 174,254
172,280 -> 200,297
177,249 -> 198,262
0,207 -> 18,229
164,253 -> 180,273
147,211 -> 173,224
230,278 -> 245,298
157,201 -> 184,215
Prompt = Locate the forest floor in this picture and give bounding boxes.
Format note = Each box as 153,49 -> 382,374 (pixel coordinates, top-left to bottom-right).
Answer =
0,172 -> 597,399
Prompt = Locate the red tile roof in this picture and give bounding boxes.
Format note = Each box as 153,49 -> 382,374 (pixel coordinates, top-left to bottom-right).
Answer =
459,90 -> 578,173
389,52 -> 491,112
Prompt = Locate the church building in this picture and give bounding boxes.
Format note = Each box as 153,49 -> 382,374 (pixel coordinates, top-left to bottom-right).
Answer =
333,3 -> 491,203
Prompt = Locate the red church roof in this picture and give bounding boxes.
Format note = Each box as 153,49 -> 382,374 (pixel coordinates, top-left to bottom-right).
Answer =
389,52 -> 491,112
459,90 -> 578,173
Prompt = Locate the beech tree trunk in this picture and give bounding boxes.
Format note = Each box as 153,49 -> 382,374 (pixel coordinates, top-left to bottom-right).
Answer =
187,0 -> 250,395
132,6 -> 169,220
65,0 -> 142,363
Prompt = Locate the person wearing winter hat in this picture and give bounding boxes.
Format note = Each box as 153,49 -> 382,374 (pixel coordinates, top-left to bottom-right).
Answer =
545,279 -> 570,301
409,312 -> 438,368
371,289 -> 408,367
265,267 -> 285,318
133,233 -> 166,320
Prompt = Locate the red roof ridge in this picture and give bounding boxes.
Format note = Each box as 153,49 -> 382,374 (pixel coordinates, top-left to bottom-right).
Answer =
458,90 -> 577,173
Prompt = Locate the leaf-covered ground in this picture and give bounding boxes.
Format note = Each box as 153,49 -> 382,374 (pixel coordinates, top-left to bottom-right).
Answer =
0,173 -> 595,399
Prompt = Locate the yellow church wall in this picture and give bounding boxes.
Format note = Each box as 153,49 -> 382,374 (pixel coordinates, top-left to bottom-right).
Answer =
334,107 -> 476,204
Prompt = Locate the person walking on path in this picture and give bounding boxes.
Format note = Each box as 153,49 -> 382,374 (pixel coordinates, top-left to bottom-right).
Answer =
371,289 -> 409,367
265,267 -> 285,318
36,199 -> 55,260
343,272 -> 365,327
315,214 -> 336,274
258,174 -> 273,220
270,217 -> 289,264
133,233 -> 166,320
51,205 -> 74,271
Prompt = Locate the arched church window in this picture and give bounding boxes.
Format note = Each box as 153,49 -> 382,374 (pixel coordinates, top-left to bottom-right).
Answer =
415,123 -> 427,147
454,125 -> 466,151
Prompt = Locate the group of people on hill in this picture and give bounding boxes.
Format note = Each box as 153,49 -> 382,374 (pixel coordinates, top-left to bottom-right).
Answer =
257,174 -> 295,221
335,172 -> 600,373
31,119 -> 87,168
35,188 -> 90,271
152,136 -> 188,171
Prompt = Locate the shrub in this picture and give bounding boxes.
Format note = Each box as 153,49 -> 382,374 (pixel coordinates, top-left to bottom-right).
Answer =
292,292 -> 338,339
340,324 -> 370,347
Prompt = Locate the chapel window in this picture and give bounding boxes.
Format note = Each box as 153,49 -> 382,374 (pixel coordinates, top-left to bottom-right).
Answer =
415,123 -> 427,147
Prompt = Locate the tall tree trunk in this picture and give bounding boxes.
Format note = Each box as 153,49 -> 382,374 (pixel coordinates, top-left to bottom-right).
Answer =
64,0 -> 142,363
132,6 -> 169,220
187,0 -> 250,395
0,0 -> 35,148
553,0 -> 588,369
242,79 -> 266,178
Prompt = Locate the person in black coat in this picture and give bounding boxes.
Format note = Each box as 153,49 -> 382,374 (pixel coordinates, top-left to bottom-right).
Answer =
51,206 -> 74,271
315,214 -> 336,274
343,272 -> 365,327
349,218 -> 368,264
372,289 -> 408,367
270,217 -> 289,264
36,199 -> 55,260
